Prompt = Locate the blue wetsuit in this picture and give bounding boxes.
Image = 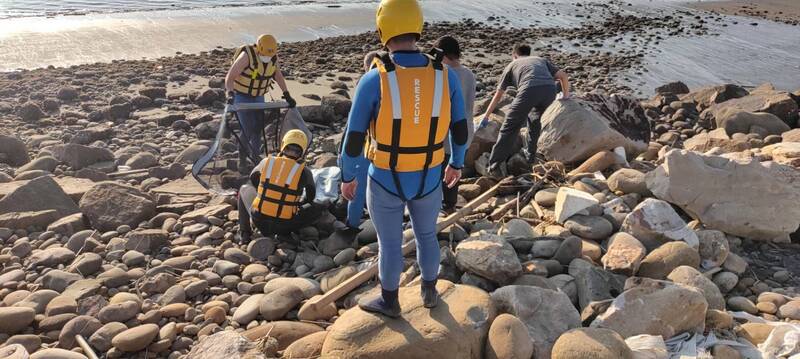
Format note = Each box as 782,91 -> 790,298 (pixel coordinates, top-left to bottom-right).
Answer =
340,50 -> 467,290
338,129 -> 370,229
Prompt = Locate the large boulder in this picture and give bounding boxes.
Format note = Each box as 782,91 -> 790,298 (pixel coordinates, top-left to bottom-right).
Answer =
607,168 -> 648,195
485,314 -> 534,359
0,176 -> 79,217
465,115 -> 502,168
655,81 -> 690,96
16,156 -> 58,175
0,307 -> 35,335
713,108 -> 790,137
554,187 -> 599,224
762,142 -> 800,167
321,94 -> 352,118
638,241 -> 700,280
552,328 -> 633,359
283,331 -> 327,359
455,233 -> 522,285
680,84 -> 749,110
783,128 -> 800,143
591,277 -> 708,339
667,266 -> 725,310
683,128 -> 751,154
490,285 -> 580,359
0,135 -> 29,166
0,210 -> 59,230
602,232 -> 647,276
186,331 -> 259,359
701,85 -> 798,124
297,105 -> 335,126
538,94 -> 650,164
243,321 -> 324,350
111,324 -> 159,352
71,125 -> 114,145
620,198 -> 698,251
568,259 -> 626,310
79,182 -> 156,232
47,144 -> 114,170
646,149 -> 800,241
321,281 -> 495,359
17,102 -> 44,122
174,143 -> 210,164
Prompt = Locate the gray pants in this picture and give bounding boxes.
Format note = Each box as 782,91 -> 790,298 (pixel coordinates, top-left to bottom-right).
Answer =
489,84 -> 557,166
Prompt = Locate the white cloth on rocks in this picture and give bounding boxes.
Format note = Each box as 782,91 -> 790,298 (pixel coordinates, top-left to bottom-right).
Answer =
664,332 -> 760,359
311,167 -> 341,203
730,311 -> 800,358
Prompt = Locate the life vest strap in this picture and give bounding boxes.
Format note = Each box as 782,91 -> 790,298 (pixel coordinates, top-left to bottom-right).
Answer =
431,69 -> 444,118
377,52 -> 395,72
258,182 -> 303,196
256,193 -> 301,205
375,141 -> 443,154
253,157 -> 303,219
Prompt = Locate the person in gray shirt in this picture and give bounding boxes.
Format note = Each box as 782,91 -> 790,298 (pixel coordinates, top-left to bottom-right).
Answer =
481,43 -> 570,176
435,35 -> 476,210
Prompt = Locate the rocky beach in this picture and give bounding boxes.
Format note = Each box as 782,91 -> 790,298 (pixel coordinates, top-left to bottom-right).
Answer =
1,0 -> 800,358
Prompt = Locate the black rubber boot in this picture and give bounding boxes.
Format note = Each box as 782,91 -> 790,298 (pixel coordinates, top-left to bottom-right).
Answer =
421,279 -> 439,308
358,289 -> 401,318
238,230 -> 252,246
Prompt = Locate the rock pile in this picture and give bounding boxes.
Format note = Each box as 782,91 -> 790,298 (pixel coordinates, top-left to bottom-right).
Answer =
0,7 -> 799,358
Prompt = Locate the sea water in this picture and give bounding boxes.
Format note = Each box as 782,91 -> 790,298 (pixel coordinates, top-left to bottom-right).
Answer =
0,0 -> 798,94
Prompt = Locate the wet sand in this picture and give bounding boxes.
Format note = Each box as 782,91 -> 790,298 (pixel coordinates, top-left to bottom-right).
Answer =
689,0 -> 800,25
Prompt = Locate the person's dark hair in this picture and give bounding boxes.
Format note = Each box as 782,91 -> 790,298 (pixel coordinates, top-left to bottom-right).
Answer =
434,35 -> 461,60
282,143 -> 303,159
513,43 -> 531,56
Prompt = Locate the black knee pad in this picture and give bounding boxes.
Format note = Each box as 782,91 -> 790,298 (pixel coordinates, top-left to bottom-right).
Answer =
344,131 -> 367,157
450,120 -> 468,146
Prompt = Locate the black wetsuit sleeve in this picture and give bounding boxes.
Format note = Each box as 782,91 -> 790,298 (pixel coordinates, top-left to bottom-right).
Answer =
250,171 -> 260,187
300,168 -> 316,204
344,131 -> 367,158
450,119 -> 468,146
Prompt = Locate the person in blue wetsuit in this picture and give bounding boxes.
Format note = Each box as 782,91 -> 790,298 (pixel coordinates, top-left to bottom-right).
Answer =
339,0 -> 469,318
338,51 -> 381,232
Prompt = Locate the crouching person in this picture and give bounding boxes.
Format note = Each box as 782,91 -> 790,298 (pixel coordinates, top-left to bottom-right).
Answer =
237,130 -> 319,244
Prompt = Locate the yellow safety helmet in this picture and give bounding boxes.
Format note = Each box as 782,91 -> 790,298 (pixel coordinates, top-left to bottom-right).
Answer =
256,34 -> 278,57
376,0 -> 423,46
281,129 -> 308,154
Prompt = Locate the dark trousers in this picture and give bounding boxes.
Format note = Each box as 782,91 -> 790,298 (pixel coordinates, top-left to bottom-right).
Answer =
234,93 -> 266,173
238,195 -> 322,237
442,154 -> 458,209
489,84 -> 557,166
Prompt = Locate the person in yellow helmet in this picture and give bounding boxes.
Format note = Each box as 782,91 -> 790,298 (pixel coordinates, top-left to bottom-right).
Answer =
339,0 -> 469,317
225,34 -> 297,174
237,129 -> 317,244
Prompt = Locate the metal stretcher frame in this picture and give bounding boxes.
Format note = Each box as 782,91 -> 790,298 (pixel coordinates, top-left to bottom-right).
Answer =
191,101 -> 289,195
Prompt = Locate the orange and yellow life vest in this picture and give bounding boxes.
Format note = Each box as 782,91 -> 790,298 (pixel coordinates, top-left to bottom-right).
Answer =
232,45 -> 278,97
368,52 -> 451,199
252,155 -> 305,220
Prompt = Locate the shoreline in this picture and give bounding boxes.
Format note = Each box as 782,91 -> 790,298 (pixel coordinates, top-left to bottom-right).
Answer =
687,0 -> 800,26
0,1 -> 366,20
1,0 -> 799,95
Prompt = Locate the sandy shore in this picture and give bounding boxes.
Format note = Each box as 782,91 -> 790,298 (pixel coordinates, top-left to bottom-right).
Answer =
689,0 -> 800,25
